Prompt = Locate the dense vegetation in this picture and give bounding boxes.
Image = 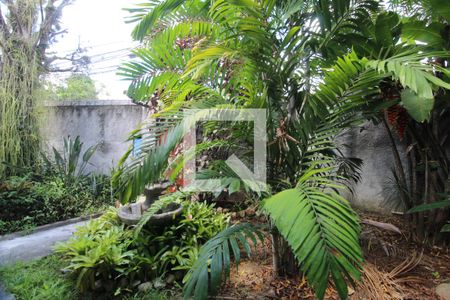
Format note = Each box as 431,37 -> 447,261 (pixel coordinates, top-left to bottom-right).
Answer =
0,255 -> 171,300
41,74 -> 99,101
0,173 -> 111,234
0,136 -> 113,234
55,201 -> 228,298
111,0 -> 450,299
0,0 -> 74,178
1,0 -> 450,300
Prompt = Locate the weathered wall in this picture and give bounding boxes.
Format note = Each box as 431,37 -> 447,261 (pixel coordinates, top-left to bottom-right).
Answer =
40,102 -> 400,211
40,100 -> 147,174
339,122 -> 405,212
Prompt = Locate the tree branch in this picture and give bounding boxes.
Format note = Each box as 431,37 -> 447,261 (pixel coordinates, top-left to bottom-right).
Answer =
0,6 -> 10,40
35,0 -> 73,59
4,0 -> 25,37
48,66 -> 74,72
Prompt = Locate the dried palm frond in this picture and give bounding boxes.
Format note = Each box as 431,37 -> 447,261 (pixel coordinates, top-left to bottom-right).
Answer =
388,250 -> 423,278
355,263 -> 405,300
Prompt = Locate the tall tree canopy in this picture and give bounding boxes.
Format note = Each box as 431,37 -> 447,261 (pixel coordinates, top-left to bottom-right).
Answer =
42,74 -> 98,101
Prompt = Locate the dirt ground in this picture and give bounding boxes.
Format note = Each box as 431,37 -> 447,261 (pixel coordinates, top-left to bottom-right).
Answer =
216,211 -> 450,300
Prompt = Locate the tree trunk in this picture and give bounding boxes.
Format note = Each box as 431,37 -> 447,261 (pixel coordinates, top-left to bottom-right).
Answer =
271,227 -> 298,277
382,116 -> 410,208
0,42 -> 40,176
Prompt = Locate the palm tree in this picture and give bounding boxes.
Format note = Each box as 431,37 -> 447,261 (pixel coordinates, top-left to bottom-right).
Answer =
114,0 -> 450,298
332,2 -> 450,240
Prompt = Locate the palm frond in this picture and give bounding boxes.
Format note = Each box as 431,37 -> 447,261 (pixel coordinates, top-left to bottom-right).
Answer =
134,191 -> 185,237
442,223 -> 450,232
365,50 -> 450,121
127,0 -> 210,41
312,0 -> 379,58
263,169 -> 363,300
113,119 -> 185,203
182,222 -> 266,299
407,199 -> 450,213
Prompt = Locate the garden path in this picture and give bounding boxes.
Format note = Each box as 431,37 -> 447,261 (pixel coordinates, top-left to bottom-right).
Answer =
0,220 -> 87,266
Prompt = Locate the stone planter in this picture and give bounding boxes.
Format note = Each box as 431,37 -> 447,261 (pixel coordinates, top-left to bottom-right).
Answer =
117,181 -> 182,226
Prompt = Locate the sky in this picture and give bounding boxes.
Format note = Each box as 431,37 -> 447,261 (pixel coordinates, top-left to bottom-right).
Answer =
48,0 -> 140,99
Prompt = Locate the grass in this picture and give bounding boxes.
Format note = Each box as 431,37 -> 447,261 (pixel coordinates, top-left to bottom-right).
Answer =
0,255 -> 77,300
0,255 -> 173,300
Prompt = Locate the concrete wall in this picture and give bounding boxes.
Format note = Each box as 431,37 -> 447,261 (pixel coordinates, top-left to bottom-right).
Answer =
40,101 -> 400,211
338,122 -> 405,212
40,100 -> 147,174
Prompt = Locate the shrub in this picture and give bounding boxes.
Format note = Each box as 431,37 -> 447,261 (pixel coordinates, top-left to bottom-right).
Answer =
42,135 -> 98,185
0,174 -> 114,235
147,201 -> 229,272
0,254 -> 172,300
0,174 -> 43,233
56,202 -> 229,296
0,135 -> 114,235
55,209 -> 139,293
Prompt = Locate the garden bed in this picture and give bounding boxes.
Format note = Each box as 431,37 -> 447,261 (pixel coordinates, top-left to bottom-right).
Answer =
1,209 -> 448,299
218,211 -> 450,299
0,173 -> 114,235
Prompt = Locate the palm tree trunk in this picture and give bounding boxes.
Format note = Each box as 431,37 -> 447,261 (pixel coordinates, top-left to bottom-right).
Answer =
271,226 -> 298,277
382,116 -> 410,208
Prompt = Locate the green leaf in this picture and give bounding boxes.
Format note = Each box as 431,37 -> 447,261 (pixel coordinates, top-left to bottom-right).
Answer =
430,0 -> 450,22
183,223 -> 265,300
134,192 -> 184,237
400,88 -> 434,122
407,200 -> 450,213
401,20 -> 444,47
262,178 -> 362,300
441,223 -> 450,233
375,12 -> 399,48
228,179 -> 241,195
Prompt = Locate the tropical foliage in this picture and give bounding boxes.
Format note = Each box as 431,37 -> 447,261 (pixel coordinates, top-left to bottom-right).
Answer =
183,222 -> 264,299
56,201 -> 229,296
0,170 -> 113,235
0,254 -> 173,300
359,1 -> 450,240
42,135 -> 98,184
0,136 -> 112,235
115,0 -> 450,298
262,169 -> 363,299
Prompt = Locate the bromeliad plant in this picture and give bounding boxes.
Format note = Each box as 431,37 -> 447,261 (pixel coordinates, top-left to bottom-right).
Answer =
114,0 -> 450,298
42,135 -> 98,184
